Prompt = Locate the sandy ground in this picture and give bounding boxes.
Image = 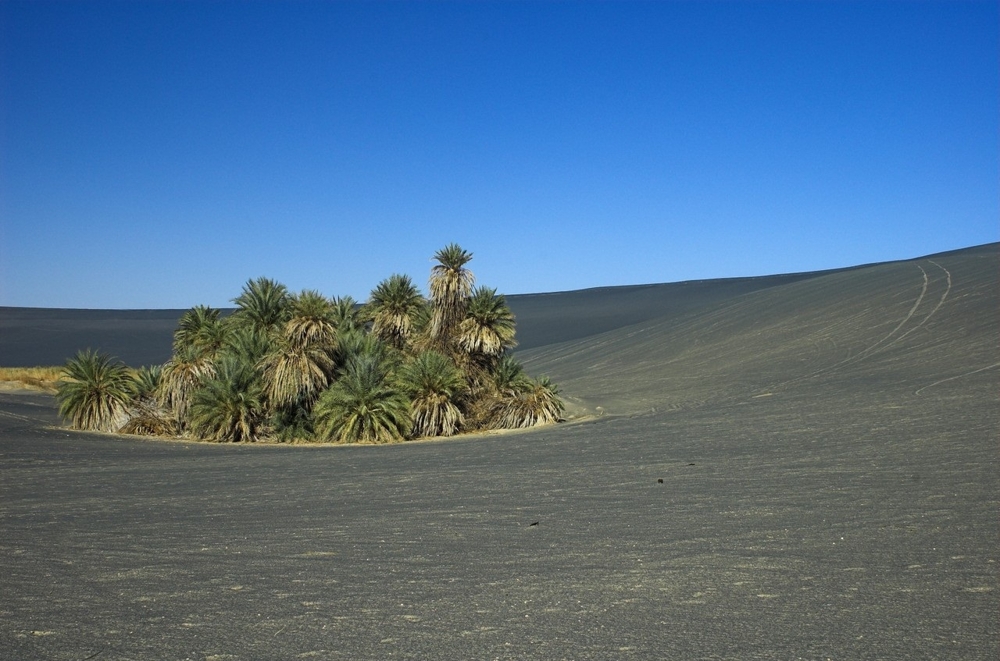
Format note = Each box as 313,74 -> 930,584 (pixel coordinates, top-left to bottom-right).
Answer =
1,244 -> 997,660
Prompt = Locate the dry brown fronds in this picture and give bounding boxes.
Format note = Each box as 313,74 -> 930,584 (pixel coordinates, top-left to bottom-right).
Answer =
0,366 -> 63,392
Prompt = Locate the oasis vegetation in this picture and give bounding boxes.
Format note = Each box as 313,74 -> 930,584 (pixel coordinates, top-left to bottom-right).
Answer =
56,245 -> 564,443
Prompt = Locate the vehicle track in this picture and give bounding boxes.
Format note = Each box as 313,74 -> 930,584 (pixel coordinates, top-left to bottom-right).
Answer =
915,361 -> 1000,396
765,260 -> 952,393
860,260 -> 952,358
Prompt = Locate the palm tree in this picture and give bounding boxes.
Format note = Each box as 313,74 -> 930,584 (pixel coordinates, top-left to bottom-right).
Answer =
120,364 -> 175,436
56,350 -> 133,432
397,350 -> 466,438
259,290 -> 339,413
130,364 -> 162,401
173,305 -> 226,356
333,326 -> 400,373
221,323 -> 275,367
231,277 -> 289,334
331,295 -> 362,334
158,343 -> 217,427
428,244 -> 475,344
188,356 -> 266,442
462,353 -> 530,429
458,286 -> 517,359
489,376 -> 564,430
364,274 -> 426,351
260,337 -> 335,410
313,354 -> 410,444
285,290 -> 338,349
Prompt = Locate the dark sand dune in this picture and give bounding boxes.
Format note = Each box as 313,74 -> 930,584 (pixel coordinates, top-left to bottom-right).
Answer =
0,307 -> 184,368
521,243 -> 999,415
1,244 -> 997,660
0,270 -> 826,367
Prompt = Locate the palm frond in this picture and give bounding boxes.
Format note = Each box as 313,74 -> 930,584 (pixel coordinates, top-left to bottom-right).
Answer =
56,350 -> 133,431
231,277 -> 290,333
364,274 -> 426,350
458,286 -> 517,358
428,243 -> 475,343
397,350 -> 466,438
188,356 -> 267,442
314,355 -> 410,444
119,399 -> 176,436
489,376 -> 564,429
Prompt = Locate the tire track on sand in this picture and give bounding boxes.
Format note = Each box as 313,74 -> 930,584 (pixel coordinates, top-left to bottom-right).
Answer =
915,362 -> 1000,395
768,262 -> 932,392
859,260 -> 951,358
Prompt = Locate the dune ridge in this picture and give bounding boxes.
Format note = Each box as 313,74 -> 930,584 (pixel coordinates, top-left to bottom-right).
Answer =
3,243 -> 994,373
521,243 -> 998,417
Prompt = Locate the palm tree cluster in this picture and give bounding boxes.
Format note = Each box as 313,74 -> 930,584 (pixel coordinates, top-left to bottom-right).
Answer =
56,245 -> 563,443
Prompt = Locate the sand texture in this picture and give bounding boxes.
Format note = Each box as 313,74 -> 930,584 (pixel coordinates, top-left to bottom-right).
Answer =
1,244 -> 997,660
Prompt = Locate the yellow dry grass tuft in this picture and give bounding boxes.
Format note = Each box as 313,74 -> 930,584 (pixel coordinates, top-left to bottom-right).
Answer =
0,366 -> 63,392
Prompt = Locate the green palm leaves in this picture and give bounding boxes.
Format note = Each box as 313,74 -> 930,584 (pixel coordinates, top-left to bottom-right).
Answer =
57,245 -> 564,442
285,290 -> 338,349
232,277 -> 289,333
189,356 -> 266,442
173,305 -> 225,356
365,274 -> 426,350
398,351 -> 466,438
459,287 -> 517,358
314,355 -> 410,444
429,243 -> 475,343
56,350 -> 133,431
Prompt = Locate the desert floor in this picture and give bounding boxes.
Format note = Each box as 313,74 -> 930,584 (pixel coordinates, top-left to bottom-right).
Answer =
2,244 -> 997,660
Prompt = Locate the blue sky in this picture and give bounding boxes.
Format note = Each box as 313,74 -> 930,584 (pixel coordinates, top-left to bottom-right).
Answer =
1,1 -> 996,309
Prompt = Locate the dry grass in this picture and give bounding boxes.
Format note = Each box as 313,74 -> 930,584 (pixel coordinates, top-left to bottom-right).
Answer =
0,366 -> 63,392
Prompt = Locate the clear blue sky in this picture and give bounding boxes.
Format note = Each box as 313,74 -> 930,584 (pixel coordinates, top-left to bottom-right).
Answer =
1,1 -> 996,309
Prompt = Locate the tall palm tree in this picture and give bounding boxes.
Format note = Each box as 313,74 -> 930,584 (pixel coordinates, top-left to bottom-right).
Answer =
56,350 -> 133,432
397,350 -> 466,438
364,274 -> 426,351
313,355 -> 410,444
428,244 -> 475,344
260,290 -> 339,414
189,355 -> 266,442
231,277 -> 289,334
458,286 -> 517,359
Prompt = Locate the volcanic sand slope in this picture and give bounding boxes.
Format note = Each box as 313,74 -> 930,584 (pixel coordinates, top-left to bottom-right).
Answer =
1,244 -> 997,660
0,308 -> 182,368
521,244 -> 999,416
0,270 -> 824,368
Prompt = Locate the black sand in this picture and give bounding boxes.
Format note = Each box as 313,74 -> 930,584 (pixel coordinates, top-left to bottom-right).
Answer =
1,244 -> 997,660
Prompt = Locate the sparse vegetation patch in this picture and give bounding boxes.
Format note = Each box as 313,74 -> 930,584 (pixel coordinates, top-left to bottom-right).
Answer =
0,366 -> 63,392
